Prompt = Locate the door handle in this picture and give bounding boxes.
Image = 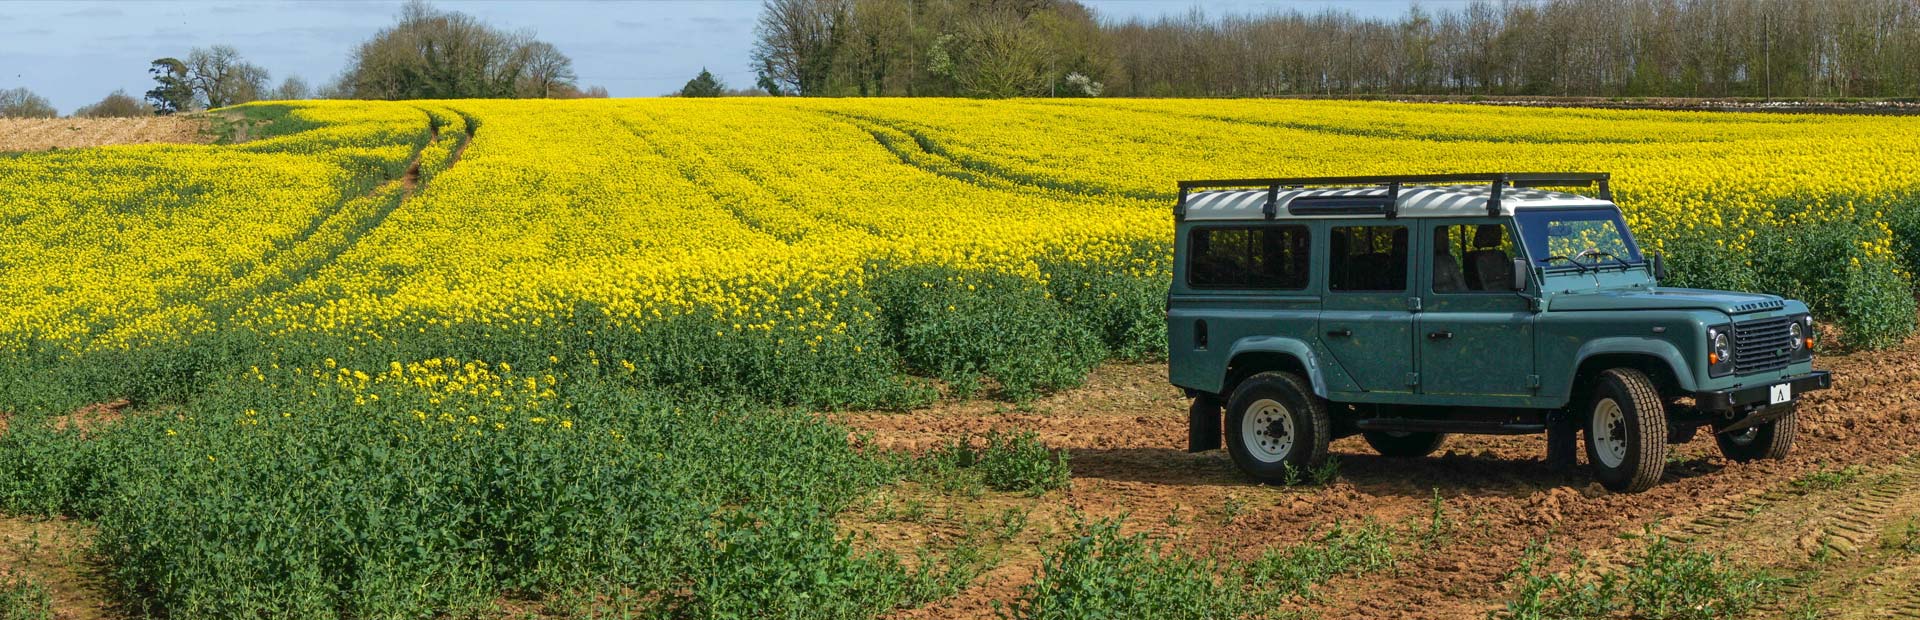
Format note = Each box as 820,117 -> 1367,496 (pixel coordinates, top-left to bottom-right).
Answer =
1325,328 -> 1352,338
1427,331 -> 1454,341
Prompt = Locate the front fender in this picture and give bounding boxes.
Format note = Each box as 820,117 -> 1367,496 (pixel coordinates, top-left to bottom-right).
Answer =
1571,337 -> 1698,392
1224,336 -> 1329,398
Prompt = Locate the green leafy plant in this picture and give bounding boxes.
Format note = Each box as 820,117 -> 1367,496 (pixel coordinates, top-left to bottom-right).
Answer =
916,431 -> 1071,496
0,568 -> 52,620
1493,532 -> 1782,620
1791,464 -> 1864,491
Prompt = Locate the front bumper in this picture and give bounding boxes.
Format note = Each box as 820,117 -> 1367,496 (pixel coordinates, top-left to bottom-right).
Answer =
1694,370 -> 1832,413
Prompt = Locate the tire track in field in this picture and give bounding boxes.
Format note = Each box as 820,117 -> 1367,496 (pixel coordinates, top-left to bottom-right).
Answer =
820,111 -> 1164,203
80,109 -> 461,347
610,112 -> 816,245
205,108 -> 472,308
1019,99 -> 1663,145
640,109 -> 888,242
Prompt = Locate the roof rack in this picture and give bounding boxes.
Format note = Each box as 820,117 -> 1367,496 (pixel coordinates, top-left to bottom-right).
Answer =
1173,172 -> 1612,220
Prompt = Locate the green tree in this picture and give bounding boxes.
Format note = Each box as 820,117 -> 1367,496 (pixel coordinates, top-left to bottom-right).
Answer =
680,68 -> 726,97
145,58 -> 195,114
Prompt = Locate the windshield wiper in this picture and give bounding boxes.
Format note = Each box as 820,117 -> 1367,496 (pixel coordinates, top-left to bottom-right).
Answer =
1540,255 -> 1592,274
1575,249 -> 1633,270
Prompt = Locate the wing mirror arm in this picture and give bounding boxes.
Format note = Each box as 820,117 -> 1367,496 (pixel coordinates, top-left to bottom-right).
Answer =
1652,252 -> 1668,282
1513,257 -> 1542,313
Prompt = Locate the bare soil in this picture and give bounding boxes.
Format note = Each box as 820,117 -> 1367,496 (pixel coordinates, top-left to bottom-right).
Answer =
839,328 -> 1920,619
0,117 -> 212,152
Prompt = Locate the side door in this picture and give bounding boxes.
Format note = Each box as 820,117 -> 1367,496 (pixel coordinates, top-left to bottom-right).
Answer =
1416,219 -> 1537,399
1317,222 -> 1417,395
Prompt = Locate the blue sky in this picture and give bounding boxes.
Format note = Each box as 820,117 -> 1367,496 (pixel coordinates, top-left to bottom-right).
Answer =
0,1 -> 1465,113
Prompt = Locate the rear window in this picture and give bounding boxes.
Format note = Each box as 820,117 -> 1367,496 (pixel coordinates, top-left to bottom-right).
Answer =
1187,226 -> 1310,290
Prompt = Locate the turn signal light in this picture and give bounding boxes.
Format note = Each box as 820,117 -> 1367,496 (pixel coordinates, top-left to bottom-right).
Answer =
1709,352 -> 1720,365
1804,337 -> 1814,349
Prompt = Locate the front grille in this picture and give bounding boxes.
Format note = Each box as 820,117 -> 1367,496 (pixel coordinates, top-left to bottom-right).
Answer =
1733,316 -> 1794,374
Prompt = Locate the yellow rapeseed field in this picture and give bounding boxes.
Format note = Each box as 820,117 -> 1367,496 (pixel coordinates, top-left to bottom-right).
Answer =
3,98 -> 1918,403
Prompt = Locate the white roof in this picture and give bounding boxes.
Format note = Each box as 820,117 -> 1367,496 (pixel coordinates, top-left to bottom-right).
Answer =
1180,184 -> 1613,221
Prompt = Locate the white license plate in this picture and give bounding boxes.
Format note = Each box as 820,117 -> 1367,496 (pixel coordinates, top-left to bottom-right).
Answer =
1769,383 -> 1792,405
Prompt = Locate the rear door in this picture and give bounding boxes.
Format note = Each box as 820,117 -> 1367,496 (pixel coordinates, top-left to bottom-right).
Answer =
1167,223 -> 1318,392
1317,223 -> 1416,395
1417,219 -> 1536,399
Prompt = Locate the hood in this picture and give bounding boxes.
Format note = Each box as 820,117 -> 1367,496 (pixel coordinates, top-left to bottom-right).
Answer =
1548,287 -> 1785,314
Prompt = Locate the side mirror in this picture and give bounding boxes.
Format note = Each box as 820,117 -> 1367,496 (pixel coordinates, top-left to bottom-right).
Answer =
1653,252 -> 1668,281
1512,257 -> 1529,291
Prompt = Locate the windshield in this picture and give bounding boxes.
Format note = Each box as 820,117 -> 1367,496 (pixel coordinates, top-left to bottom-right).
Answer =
1514,207 -> 1643,270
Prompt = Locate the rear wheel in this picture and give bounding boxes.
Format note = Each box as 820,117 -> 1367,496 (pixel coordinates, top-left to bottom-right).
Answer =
1716,407 -> 1796,462
1224,372 -> 1330,483
1584,368 -> 1668,493
1362,431 -> 1448,458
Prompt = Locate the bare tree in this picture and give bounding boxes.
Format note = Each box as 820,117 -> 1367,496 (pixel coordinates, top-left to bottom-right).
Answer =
947,11 -> 1051,97
0,87 -> 58,118
75,90 -> 152,117
516,41 -> 577,98
751,0 -> 850,96
185,45 -> 270,108
270,76 -> 312,101
340,0 -> 576,100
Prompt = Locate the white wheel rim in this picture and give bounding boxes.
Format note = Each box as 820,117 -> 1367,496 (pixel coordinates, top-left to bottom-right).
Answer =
1592,398 -> 1628,468
1728,427 -> 1759,446
1242,398 -> 1295,463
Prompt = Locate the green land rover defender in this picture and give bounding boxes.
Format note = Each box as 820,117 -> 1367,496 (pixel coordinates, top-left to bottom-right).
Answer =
1167,173 -> 1832,493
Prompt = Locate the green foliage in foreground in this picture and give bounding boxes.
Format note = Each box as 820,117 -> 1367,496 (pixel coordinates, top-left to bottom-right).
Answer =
915,431 -> 1073,496
0,568 -> 52,620
1004,517 -> 1397,619
0,366 -> 980,619
1492,534 -> 1783,620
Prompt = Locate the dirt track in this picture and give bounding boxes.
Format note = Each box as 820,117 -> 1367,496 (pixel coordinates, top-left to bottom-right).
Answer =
0,116 -> 210,152
839,332 -> 1920,618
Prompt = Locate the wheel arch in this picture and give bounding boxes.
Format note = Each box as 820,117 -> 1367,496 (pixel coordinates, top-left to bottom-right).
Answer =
1568,346 -> 1692,410
1221,337 -> 1328,399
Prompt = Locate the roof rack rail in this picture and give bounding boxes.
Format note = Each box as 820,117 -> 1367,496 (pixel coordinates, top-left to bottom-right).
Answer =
1173,172 -> 1611,220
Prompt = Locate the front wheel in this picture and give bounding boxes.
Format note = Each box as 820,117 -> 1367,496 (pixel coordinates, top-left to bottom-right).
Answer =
1224,372 -> 1330,483
1716,407 -> 1797,462
1584,368 -> 1668,493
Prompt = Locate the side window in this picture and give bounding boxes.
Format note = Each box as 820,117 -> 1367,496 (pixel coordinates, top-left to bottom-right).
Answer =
1187,225 -> 1310,290
1432,224 -> 1517,293
1329,225 -> 1408,292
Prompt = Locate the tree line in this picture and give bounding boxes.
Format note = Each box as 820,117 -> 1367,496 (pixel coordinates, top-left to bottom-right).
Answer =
1,1 -> 598,119
750,0 -> 1920,99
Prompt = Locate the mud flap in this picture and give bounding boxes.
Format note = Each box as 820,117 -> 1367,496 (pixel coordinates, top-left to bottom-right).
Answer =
1545,409 -> 1578,468
1187,395 -> 1222,453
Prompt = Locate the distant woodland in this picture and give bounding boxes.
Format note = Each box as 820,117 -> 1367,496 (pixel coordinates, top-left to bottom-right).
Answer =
751,0 -> 1920,99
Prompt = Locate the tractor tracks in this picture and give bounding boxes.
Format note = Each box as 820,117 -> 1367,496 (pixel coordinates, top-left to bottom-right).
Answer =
822,110 -> 1163,203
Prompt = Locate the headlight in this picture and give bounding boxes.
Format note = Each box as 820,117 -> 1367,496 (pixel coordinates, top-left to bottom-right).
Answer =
1708,326 -> 1735,377
1788,322 -> 1804,351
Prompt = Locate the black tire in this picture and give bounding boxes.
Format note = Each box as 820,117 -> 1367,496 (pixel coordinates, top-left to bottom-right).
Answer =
1715,406 -> 1796,462
1362,431 -> 1448,458
1224,372 -> 1331,483
1584,368 -> 1668,493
